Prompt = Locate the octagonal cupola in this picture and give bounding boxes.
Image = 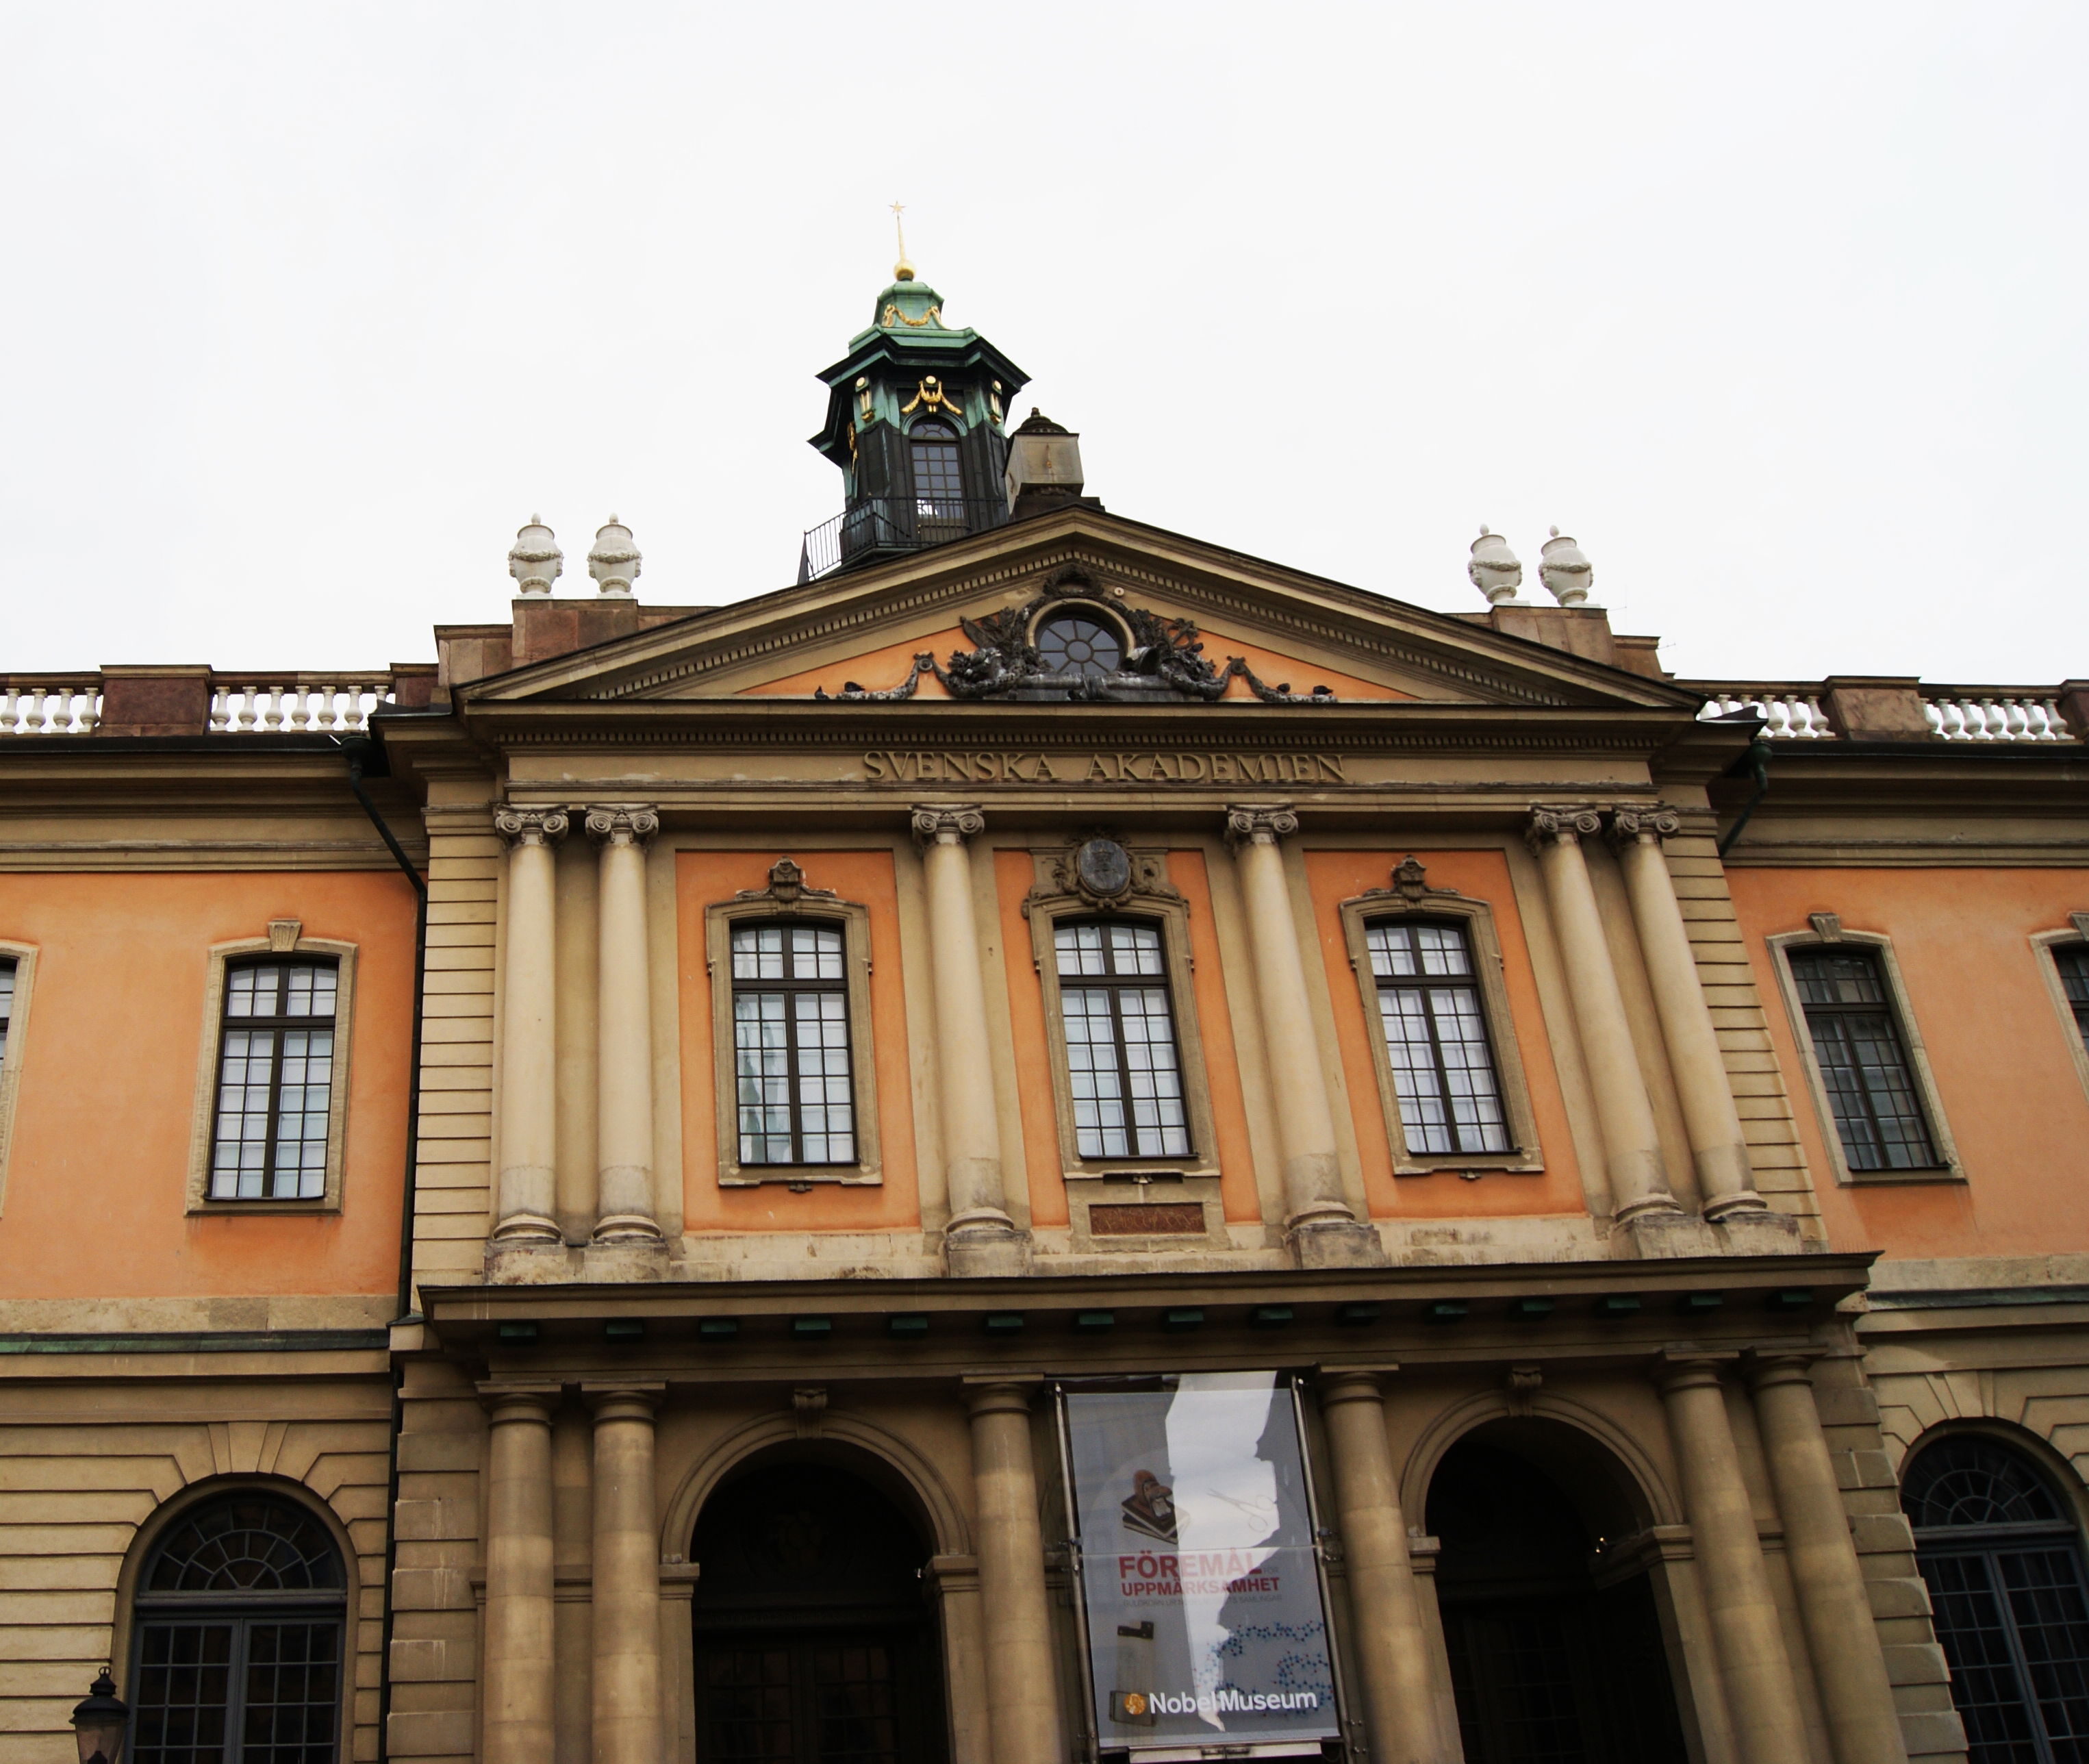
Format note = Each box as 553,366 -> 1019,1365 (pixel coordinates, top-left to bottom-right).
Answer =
800,227 -> 1030,581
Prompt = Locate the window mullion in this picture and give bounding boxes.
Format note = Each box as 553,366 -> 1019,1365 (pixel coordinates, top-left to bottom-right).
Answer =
225,1615 -> 251,1764
1987,1548 -> 2062,1764
782,979 -> 807,1166
1107,977 -> 1141,1155
1421,984 -> 1462,1150
259,1017 -> 291,1197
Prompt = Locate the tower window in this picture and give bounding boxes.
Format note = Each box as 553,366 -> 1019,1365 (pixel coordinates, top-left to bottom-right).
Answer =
1035,615 -> 1124,681
909,419 -> 965,517
1365,920 -> 1510,1155
1788,946 -> 1938,1170
1054,920 -> 1191,1159
209,959 -> 338,1200
731,922 -> 857,1165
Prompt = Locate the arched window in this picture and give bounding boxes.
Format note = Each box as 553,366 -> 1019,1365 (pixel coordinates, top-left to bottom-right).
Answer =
908,420 -> 965,524
131,1493 -> 346,1764
1902,1435 -> 2089,1761
1034,614 -> 1124,681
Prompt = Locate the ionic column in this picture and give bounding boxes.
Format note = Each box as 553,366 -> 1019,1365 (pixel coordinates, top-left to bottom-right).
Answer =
965,1382 -> 1065,1764
483,1387 -> 559,1764
1610,809 -> 1763,1218
1225,805 -> 1378,1267
587,1385 -> 665,1764
1317,1372 -> 1445,1764
912,807 -> 1022,1269
1747,1355 -> 1910,1764
586,807 -> 662,1244
495,809 -> 569,1245
1656,1356 -> 1810,1764
1525,808 -> 1679,1222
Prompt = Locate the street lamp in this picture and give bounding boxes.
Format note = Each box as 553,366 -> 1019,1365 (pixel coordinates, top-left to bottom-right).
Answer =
71,1668 -> 129,1764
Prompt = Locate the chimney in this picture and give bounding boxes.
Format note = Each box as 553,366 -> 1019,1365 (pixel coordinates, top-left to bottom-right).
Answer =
1004,409 -> 1088,520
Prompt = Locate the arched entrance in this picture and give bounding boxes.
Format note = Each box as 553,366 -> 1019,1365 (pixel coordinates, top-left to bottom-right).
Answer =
690,1457 -> 948,1764
1903,1431 -> 2089,1761
1426,1422 -> 1686,1764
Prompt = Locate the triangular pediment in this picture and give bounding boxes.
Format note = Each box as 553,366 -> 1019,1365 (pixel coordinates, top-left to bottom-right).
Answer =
459,507 -> 1698,717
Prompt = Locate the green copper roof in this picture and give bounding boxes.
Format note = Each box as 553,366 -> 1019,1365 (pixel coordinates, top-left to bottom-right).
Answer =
846,277 -> 974,351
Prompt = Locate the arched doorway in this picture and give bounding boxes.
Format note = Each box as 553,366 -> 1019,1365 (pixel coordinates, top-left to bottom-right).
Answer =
1903,1432 -> 2089,1761
1426,1424 -> 1686,1764
690,1457 -> 948,1764
127,1489 -> 346,1764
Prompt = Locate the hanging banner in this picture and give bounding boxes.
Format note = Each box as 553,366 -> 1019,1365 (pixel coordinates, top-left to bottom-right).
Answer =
1063,1374 -> 1340,1754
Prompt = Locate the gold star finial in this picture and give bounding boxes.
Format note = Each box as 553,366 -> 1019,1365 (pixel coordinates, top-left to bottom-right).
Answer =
889,200 -> 915,282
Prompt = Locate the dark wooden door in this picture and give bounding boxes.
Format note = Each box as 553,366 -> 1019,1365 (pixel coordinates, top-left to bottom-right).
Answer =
698,1628 -> 939,1764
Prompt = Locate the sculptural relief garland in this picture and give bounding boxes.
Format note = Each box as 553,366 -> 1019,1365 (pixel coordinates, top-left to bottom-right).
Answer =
814,567 -> 1337,705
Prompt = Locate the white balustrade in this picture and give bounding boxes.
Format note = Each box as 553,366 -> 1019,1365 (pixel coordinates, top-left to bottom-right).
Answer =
1697,691 -> 1838,738
1923,693 -> 2074,742
0,685 -> 101,733
207,679 -> 395,733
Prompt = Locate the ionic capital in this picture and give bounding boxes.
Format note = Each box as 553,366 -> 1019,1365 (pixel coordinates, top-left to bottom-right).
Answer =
1524,805 -> 1602,853
585,805 -> 660,848
1224,803 -> 1300,850
912,804 -> 986,848
494,807 -> 570,849
1606,805 -> 1684,849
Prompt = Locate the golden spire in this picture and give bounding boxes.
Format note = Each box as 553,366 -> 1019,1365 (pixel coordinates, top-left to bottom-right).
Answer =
889,199 -> 915,282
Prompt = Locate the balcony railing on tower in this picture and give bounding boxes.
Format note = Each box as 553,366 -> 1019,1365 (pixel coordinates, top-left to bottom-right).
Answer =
798,496 -> 1009,584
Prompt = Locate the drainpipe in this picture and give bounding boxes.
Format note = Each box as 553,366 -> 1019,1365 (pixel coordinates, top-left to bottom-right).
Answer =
1717,739 -> 1773,858
342,733 -> 427,1764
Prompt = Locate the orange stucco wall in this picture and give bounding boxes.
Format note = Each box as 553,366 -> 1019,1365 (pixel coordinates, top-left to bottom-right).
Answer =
741,631 -> 963,698
0,871 -> 413,1298
994,848 -> 1264,1231
1304,850 -> 1588,1220
676,850 -> 922,1233
1728,867 -> 2089,1261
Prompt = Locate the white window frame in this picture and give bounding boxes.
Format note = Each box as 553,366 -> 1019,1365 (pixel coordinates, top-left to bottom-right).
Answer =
185,921 -> 357,1213
0,942 -> 38,1217
705,890 -> 882,1187
2030,919 -> 2089,1109
1766,924 -> 1962,1186
1337,888 -> 1544,1174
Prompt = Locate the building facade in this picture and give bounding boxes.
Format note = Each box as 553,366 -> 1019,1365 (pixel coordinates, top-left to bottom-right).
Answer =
5,266 -> 2089,1764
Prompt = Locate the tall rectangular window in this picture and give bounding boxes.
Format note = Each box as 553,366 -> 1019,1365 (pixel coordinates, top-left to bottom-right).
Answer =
2055,946 -> 2089,1052
210,959 -> 338,1200
731,923 -> 856,1166
1365,920 -> 1510,1155
0,957 -> 14,1065
1055,921 -> 1191,1159
1788,947 -> 1938,1170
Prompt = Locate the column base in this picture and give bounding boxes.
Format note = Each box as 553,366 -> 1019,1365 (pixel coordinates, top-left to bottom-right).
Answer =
590,1213 -> 663,1246
1617,1210 -> 1721,1259
485,1236 -> 574,1285
945,1211 -> 1030,1278
581,1237 -> 670,1283
1289,1215 -> 1387,1269
1713,1206 -> 1804,1256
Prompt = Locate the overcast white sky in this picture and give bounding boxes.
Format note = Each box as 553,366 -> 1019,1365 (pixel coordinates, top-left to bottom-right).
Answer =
1,3 -> 2081,684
